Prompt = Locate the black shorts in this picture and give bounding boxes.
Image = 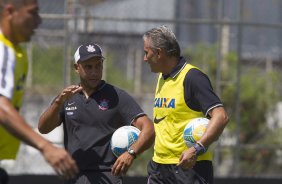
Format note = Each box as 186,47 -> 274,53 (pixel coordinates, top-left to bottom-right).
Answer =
0,168 -> 9,184
147,160 -> 213,184
64,171 -> 122,184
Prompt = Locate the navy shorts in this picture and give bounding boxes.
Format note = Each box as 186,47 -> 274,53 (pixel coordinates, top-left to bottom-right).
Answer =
147,160 -> 213,184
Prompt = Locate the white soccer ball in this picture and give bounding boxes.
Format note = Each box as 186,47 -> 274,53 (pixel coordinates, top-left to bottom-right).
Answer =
183,117 -> 209,148
110,126 -> 140,157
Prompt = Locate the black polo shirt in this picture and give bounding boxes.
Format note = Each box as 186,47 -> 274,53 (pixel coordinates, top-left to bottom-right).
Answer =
162,57 -> 223,117
60,80 -> 145,171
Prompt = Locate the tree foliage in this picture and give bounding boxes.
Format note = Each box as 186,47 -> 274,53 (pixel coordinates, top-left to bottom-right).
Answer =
183,43 -> 282,176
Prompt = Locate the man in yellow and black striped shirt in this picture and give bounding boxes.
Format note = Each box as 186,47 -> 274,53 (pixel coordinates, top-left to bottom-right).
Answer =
0,0 -> 78,181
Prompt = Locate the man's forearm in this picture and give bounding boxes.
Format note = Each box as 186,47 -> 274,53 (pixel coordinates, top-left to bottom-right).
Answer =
0,102 -> 49,151
38,100 -> 63,134
131,116 -> 155,155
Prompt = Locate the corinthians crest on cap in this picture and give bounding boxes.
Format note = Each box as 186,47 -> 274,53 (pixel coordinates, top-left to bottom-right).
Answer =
86,45 -> 96,53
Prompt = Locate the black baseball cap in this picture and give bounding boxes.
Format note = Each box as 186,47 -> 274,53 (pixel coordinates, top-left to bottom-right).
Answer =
74,43 -> 105,64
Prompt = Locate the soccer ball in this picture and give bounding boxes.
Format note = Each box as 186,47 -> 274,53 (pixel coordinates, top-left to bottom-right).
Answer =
110,126 -> 140,157
183,117 -> 209,148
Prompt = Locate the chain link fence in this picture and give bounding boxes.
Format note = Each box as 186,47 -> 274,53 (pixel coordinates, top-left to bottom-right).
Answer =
1,0 -> 282,178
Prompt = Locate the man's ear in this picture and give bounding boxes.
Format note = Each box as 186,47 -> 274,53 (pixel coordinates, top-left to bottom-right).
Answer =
157,48 -> 164,59
5,4 -> 15,17
157,48 -> 161,55
74,64 -> 79,73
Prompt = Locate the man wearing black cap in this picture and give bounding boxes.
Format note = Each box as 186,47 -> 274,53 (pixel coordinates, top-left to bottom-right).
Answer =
38,43 -> 155,184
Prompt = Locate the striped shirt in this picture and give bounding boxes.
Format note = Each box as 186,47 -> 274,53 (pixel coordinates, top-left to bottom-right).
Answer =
0,32 -> 28,159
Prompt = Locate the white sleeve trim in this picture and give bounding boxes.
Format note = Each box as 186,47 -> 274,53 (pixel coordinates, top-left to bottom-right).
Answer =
130,113 -> 146,125
205,104 -> 223,117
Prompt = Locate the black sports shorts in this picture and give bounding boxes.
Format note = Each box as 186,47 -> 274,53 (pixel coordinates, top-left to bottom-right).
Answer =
0,167 -> 9,184
64,170 -> 122,184
147,160 -> 213,184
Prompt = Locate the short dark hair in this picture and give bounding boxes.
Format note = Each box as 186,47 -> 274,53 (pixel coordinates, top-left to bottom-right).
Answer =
1,0 -> 31,9
143,25 -> 181,58
0,0 -> 33,15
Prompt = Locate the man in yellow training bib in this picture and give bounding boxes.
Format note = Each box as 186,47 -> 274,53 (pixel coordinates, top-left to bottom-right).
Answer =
143,25 -> 229,184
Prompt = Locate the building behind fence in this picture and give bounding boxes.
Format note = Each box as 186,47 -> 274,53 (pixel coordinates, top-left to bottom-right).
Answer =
1,0 -> 282,178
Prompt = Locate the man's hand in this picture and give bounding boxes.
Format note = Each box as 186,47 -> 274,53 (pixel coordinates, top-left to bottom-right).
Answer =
177,147 -> 197,170
41,143 -> 79,180
55,85 -> 83,104
111,152 -> 135,176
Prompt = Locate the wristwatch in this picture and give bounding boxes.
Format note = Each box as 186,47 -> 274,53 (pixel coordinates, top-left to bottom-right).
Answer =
127,147 -> 137,159
193,142 -> 207,156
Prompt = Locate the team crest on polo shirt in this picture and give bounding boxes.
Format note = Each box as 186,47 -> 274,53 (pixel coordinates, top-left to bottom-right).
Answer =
99,99 -> 109,110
